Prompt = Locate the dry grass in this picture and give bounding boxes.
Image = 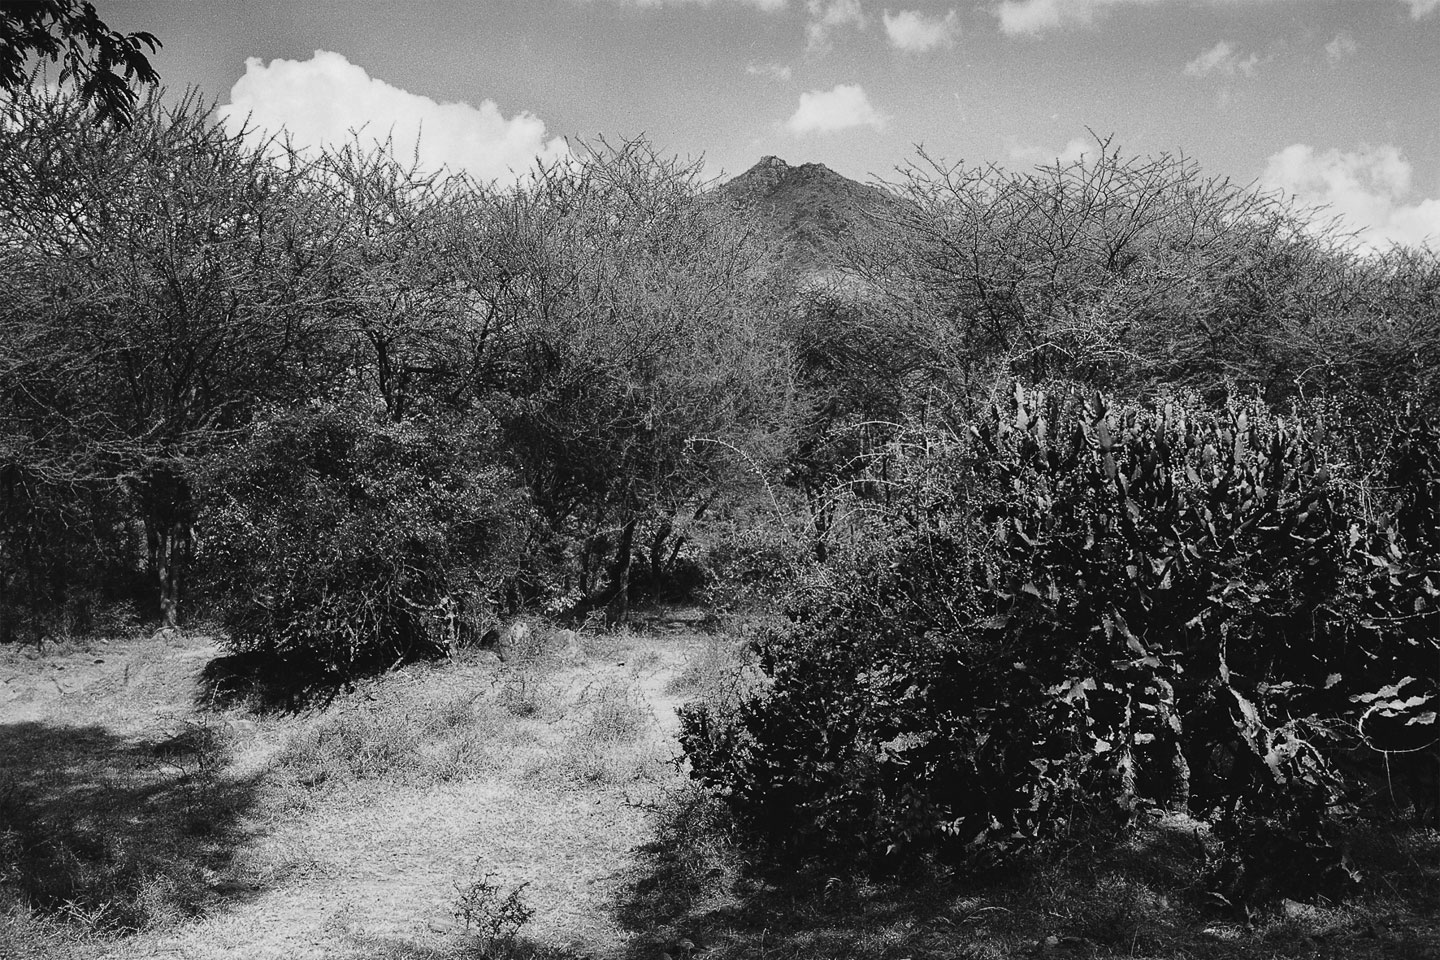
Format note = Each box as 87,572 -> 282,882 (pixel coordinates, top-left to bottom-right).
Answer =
0,615 -> 715,958
551,678 -> 668,787
664,635 -> 742,698
270,687 -> 508,794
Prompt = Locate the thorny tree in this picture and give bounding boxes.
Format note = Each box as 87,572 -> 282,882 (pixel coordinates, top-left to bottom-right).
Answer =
456,142 -> 795,620
0,86 -> 343,627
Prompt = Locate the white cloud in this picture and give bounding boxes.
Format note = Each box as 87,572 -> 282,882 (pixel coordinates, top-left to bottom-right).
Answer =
995,0 -> 1436,37
785,82 -> 886,134
1007,135 -> 1093,167
747,61 -> 794,81
584,0 -> 788,8
1324,31 -> 1357,63
1261,143 -> 1440,250
883,9 -> 960,51
219,51 -> 568,184
994,0 -> 1150,35
805,0 -> 867,53
1183,40 -> 1259,78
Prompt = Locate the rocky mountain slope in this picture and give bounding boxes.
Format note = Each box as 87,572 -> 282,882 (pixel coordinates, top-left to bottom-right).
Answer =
717,156 -> 902,274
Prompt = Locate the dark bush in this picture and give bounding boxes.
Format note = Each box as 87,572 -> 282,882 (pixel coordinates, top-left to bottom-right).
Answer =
680,384 -> 1439,894
199,401 -> 530,680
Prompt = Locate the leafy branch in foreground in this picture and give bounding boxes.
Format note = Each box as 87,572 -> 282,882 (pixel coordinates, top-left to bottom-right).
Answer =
0,1 -> 160,127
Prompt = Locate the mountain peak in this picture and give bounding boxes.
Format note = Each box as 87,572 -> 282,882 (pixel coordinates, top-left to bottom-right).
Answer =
732,155 -> 844,187
720,156 -> 899,272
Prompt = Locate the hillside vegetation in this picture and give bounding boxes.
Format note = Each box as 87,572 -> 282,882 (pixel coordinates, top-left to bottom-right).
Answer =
2,85 -> 1438,958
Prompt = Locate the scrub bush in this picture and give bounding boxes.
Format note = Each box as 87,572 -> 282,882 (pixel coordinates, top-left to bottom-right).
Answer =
681,384 -> 1439,898
201,401 -> 530,680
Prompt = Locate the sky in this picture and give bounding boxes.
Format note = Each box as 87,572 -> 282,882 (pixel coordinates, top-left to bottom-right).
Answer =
93,0 -> 1440,249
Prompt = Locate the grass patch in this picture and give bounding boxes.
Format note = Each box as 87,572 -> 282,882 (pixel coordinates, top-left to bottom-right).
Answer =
664,636 -> 743,698
272,687 -> 509,793
494,662 -> 559,719
559,682 -> 666,787
575,679 -> 654,747
487,619 -> 579,719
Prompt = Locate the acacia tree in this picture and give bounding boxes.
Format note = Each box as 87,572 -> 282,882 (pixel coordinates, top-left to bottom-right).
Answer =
451,142 -> 795,619
297,140 -> 485,421
0,86 -> 344,627
847,139 -> 1345,406
768,141 -> 1389,562
1272,243 -> 1440,415
868,140 -> 1438,427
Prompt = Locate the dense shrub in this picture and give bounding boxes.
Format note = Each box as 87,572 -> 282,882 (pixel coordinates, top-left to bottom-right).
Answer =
200,402 -> 529,679
680,384 -> 1438,894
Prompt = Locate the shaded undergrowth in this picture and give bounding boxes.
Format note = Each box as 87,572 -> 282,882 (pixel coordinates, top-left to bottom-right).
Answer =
0,717 -> 265,940
612,788 -> 1440,960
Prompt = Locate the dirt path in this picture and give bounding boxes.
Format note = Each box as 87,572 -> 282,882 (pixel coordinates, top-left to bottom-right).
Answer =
0,631 -> 222,732
112,782 -> 655,960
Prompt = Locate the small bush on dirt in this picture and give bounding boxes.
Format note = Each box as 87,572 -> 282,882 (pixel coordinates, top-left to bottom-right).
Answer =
576,679 -> 653,745
666,638 -> 746,699
144,713 -> 235,832
488,619 -> 579,719
453,862 -> 534,946
551,679 -> 666,786
424,732 -> 495,784
421,690 -> 487,737
495,664 -> 558,719
201,402 -> 530,683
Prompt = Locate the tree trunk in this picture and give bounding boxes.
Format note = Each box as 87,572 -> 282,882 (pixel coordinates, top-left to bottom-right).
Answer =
1165,741 -> 1192,813
648,518 -> 673,585
146,518 -> 189,628
604,518 -> 637,628
580,527 -> 609,598
137,460 -> 193,629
